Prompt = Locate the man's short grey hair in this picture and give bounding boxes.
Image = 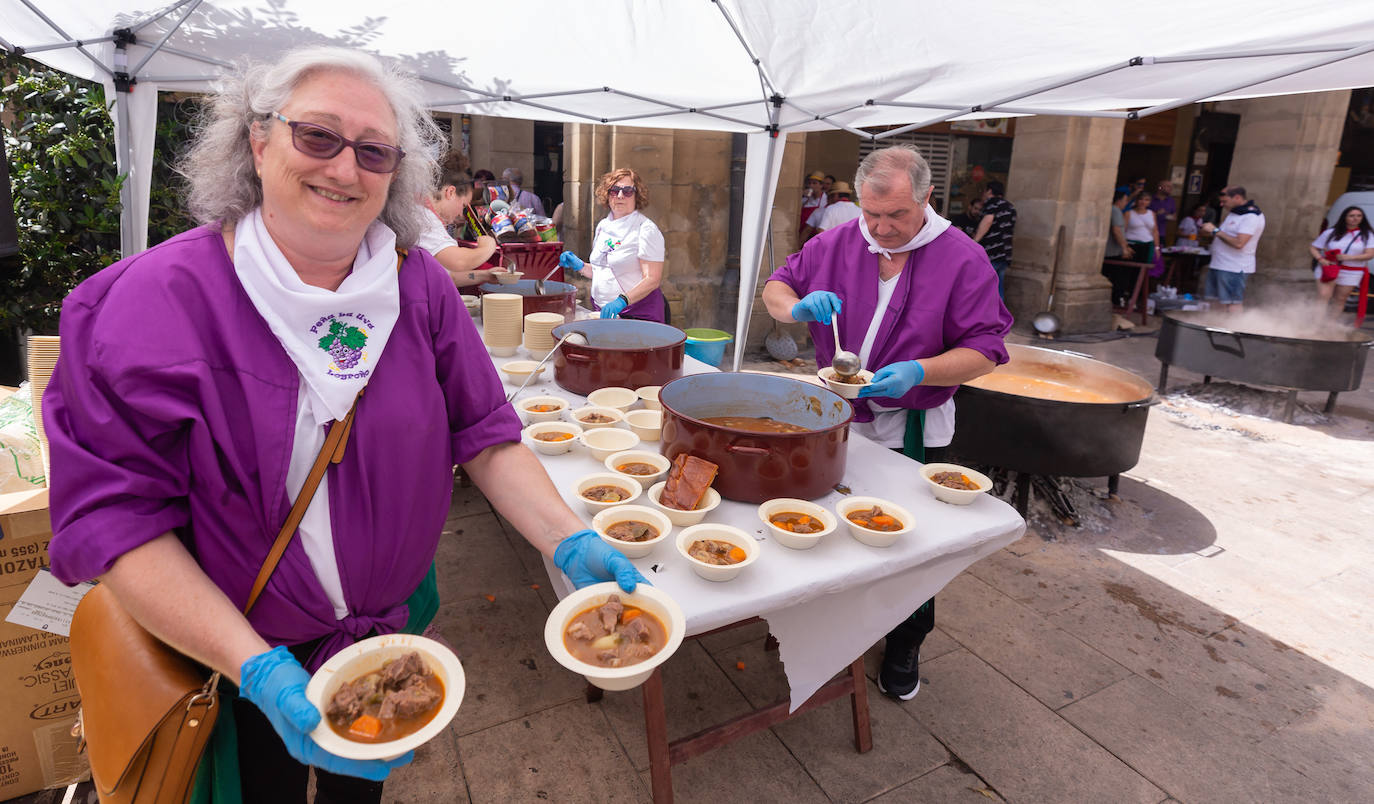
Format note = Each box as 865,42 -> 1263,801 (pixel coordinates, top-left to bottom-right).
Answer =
502,167 -> 524,186
854,145 -> 932,205
179,46 -> 443,248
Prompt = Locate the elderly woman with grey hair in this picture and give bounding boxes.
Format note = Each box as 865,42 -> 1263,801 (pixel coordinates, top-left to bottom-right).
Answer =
44,46 -> 641,803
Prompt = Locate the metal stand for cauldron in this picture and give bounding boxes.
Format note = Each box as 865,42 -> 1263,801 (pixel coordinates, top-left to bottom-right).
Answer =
1157,364 -> 1341,424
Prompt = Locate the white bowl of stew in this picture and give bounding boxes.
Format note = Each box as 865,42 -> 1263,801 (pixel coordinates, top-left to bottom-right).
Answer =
675,523 -> 759,582
645,481 -> 722,527
523,421 -> 583,455
544,582 -> 686,691
580,427 -> 641,462
835,496 -> 914,548
756,498 -> 837,550
920,463 -> 991,505
817,367 -> 875,400
573,472 -> 642,514
519,396 -> 570,424
569,406 -> 625,429
592,504 -> 672,559
603,450 -> 670,490
306,633 -> 464,761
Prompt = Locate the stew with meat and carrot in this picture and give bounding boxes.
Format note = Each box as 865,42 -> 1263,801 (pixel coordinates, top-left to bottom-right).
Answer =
325,651 -> 444,743
687,539 -> 747,565
768,512 -> 825,534
533,431 -> 574,442
846,506 -> 903,532
931,471 -> 980,490
582,484 -> 633,503
604,520 -> 660,543
564,595 -> 667,667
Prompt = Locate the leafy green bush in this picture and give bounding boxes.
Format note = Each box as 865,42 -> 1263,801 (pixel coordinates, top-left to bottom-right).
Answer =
1,52 -> 124,334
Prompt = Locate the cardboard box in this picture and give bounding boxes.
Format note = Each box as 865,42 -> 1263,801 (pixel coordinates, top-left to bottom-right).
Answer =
0,488 -> 90,799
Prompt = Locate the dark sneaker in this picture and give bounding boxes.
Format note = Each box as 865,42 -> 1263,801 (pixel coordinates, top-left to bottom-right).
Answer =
878,634 -> 921,701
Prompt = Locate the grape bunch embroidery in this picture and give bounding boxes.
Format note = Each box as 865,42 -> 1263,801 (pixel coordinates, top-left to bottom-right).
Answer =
318,318 -> 368,371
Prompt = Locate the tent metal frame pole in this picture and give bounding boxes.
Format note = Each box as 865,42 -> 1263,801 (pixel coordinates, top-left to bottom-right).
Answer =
1152,42 -> 1366,63
733,108 -> 783,373
16,0 -> 112,77
18,36 -> 117,54
0,34 -> 15,51
711,0 -> 779,98
875,59 -> 1136,140
139,73 -> 218,83
148,43 -> 234,69
115,77 -> 136,257
874,99 -> 1130,118
130,0 -> 205,75
126,0 -> 200,35
1131,40 -> 1374,119
778,100 -> 874,138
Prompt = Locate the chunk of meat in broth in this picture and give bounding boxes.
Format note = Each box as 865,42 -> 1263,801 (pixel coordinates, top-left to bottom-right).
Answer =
597,596 -> 624,632
567,620 -> 594,641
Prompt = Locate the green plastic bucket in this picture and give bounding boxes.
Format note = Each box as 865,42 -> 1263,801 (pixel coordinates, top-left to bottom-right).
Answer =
683,328 -> 733,367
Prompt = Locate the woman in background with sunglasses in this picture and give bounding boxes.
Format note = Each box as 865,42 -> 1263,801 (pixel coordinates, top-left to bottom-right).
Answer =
559,167 -> 667,321
44,47 -> 642,804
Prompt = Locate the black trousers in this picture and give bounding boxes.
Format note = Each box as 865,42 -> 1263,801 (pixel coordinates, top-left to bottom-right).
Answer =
234,640 -> 385,804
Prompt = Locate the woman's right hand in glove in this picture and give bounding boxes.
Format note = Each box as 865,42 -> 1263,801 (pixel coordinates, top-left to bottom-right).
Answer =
790,291 -> 842,324
559,251 -> 586,276
240,646 -> 413,780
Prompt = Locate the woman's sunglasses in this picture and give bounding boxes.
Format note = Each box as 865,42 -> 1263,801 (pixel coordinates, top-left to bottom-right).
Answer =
608,184 -> 636,197
271,112 -> 405,174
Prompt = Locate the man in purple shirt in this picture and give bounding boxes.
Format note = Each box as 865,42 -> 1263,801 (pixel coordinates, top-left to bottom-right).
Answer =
763,145 -> 1012,701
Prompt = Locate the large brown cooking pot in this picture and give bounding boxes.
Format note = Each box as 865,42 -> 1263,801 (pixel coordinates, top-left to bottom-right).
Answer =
658,373 -> 853,503
479,279 -> 577,322
551,319 -> 685,396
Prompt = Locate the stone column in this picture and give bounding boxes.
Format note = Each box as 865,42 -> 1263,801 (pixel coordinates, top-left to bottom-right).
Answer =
1222,90 -> 1350,300
468,116 -> 534,188
1004,116 -> 1126,334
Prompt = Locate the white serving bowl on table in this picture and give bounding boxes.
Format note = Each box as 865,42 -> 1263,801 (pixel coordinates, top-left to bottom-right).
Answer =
544,582 -> 685,691
920,463 -> 993,505
487,344 -> 519,358
500,359 -> 547,387
573,472 -> 642,515
603,450 -> 670,490
645,481 -> 722,527
523,421 -> 583,455
756,498 -> 838,550
675,523 -> 759,582
305,633 -> 464,761
818,366 -> 875,400
623,409 -> 662,442
586,386 -> 639,412
835,495 -> 915,548
580,428 -> 641,462
518,395 -> 569,424
591,504 -> 673,559
569,406 -> 625,429
635,386 -> 662,410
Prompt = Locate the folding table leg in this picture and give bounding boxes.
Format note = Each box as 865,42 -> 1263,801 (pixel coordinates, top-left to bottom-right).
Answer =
848,657 -> 873,753
643,668 -> 673,803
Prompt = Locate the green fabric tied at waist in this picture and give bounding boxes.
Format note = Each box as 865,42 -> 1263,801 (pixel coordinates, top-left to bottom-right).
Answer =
191,562 -> 440,804
902,408 -> 926,463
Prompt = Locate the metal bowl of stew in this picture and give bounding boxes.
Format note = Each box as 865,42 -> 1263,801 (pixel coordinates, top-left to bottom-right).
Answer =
657,372 -> 853,503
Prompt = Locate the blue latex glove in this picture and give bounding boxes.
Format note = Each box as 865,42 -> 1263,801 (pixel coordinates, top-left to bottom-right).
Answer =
553,528 -> 647,593
790,291 -> 842,324
240,646 -> 413,780
559,251 -> 585,275
858,360 -> 925,399
599,296 -> 629,319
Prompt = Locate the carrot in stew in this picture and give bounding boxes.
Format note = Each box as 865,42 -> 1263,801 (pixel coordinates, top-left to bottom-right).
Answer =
871,515 -> 896,527
621,608 -> 643,623
728,547 -> 746,562
349,714 -> 383,739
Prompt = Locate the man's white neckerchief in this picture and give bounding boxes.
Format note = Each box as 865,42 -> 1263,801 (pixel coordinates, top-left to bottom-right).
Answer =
858,204 -> 951,258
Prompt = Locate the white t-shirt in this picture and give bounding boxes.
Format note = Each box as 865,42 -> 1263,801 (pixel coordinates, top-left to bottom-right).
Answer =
1310,227 -> 1370,286
288,380 -> 348,619
848,274 -> 955,449
1209,210 -> 1265,274
588,210 -> 666,307
1123,209 -> 1156,243
810,200 -> 861,231
413,208 -> 457,257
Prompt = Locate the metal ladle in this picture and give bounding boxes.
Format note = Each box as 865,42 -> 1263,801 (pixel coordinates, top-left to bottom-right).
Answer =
831,314 -> 861,377
504,330 -> 588,403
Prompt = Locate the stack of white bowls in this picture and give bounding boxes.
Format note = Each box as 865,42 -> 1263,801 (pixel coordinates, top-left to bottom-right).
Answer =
26,335 -> 60,479
523,312 -> 564,358
482,294 -> 523,356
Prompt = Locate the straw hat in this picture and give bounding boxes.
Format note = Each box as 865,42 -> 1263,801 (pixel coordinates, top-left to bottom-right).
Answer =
806,171 -> 825,181
829,180 -> 853,196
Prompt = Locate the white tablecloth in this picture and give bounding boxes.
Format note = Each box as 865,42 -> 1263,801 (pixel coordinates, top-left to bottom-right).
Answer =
484,332 -> 1025,710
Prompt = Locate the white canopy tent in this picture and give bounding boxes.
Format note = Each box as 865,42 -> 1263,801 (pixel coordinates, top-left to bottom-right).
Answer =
7,1 -> 1374,369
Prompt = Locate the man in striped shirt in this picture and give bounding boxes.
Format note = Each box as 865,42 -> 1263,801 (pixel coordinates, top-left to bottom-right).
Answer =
973,180 -> 1017,298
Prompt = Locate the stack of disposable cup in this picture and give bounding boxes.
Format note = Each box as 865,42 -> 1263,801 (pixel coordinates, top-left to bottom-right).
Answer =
26,336 -> 60,483
523,312 -> 564,358
482,294 -> 524,357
